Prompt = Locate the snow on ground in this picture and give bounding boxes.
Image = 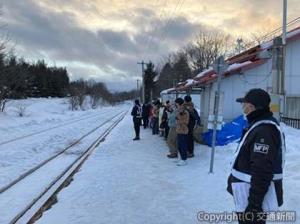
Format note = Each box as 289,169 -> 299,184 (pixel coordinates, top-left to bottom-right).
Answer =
0,113 -> 126,224
0,98 -> 299,224
0,98 -> 125,141
36,113 -> 300,224
0,98 -> 129,188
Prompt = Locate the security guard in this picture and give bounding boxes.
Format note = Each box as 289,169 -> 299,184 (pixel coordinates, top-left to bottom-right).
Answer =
227,88 -> 285,224
131,99 -> 142,140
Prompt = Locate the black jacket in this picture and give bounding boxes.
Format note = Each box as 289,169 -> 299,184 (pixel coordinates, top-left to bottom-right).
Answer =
142,104 -> 150,118
227,108 -> 283,209
131,104 -> 142,123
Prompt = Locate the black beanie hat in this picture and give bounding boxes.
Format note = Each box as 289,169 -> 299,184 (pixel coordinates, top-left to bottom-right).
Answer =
175,97 -> 184,105
236,88 -> 271,109
184,95 -> 192,102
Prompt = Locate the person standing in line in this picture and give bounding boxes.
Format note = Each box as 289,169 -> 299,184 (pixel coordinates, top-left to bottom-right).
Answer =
152,100 -> 160,135
183,95 -> 196,158
158,102 -> 165,137
227,89 -> 285,224
175,98 -> 189,166
142,103 -> 149,129
131,99 -> 142,140
149,102 -> 154,129
166,101 -> 178,158
162,101 -> 170,140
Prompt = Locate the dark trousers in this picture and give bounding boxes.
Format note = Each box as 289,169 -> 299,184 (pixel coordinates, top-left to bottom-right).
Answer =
187,130 -> 194,154
164,125 -> 170,139
134,122 -> 140,137
152,117 -> 159,134
142,117 -> 149,128
237,212 -> 266,224
177,134 -> 188,160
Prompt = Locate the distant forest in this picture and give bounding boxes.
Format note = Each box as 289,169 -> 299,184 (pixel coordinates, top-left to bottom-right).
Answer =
0,50 -> 138,110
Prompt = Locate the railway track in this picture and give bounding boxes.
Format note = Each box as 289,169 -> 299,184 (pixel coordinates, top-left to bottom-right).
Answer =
0,111 -> 127,224
0,110 -> 113,146
0,110 -> 124,194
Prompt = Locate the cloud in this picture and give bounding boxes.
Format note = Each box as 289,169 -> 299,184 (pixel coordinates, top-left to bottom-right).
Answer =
1,0 -> 204,91
1,0 -> 299,91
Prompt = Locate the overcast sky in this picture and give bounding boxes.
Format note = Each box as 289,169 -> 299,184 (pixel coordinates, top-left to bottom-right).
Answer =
1,0 -> 299,91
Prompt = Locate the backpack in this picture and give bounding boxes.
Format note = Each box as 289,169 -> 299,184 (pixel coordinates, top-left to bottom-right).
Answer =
188,109 -> 201,130
193,109 -> 201,126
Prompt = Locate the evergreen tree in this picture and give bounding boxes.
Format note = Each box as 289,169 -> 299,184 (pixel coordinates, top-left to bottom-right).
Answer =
144,61 -> 157,103
173,53 -> 191,83
154,62 -> 174,98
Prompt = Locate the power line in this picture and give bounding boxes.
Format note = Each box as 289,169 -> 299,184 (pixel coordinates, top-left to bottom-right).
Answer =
262,16 -> 300,40
141,0 -> 169,60
143,0 -> 186,61
247,16 -> 300,47
159,0 -> 186,43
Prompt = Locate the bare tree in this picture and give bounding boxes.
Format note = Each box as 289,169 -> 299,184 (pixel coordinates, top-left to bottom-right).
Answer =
0,86 -> 9,112
0,8 -> 12,112
16,104 -> 26,117
89,82 -> 107,108
185,31 -> 231,73
68,86 -> 86,111
69,96 -> 78,111
0,44 -> 8,112
230,26 -> 280,54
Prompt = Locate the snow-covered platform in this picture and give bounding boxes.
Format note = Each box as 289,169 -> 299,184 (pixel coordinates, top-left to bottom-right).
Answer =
0,99 -> 299,224
36,113 -> 300,224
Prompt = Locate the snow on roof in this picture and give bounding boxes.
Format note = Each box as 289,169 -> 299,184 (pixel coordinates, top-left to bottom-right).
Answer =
185,79 -> 195,86
195,67 -> 214,78
160,88 -> 175,94
190,60 -> 265,87
226,61 -> 252,72
169,26 -> 300,92
180,79 -> 200,88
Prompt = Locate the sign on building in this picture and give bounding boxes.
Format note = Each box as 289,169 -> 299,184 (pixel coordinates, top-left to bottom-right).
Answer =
207,91 -> 224,130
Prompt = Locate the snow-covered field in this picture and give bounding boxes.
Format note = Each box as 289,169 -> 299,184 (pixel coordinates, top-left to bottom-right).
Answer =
0,98 -> 299,224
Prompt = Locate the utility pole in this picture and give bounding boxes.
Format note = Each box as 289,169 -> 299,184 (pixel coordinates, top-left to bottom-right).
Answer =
209,56 -> 227,173
136,79 -> 140,100
270,37 -> 284,120
270,0 -> 287,120
271,37 -> 282,95
237,38 -> 243,53
282,0 -> 287,46
281,0 -> 287,115
137,61 -> 146,103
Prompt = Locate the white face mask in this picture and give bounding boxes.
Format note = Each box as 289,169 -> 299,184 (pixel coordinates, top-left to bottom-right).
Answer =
242,102 -> 255,116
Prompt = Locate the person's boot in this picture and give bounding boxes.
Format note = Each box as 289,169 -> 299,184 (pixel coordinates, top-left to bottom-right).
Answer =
133,136 -> 140,140
167,153 -> 178,158
187,152 -> 194,158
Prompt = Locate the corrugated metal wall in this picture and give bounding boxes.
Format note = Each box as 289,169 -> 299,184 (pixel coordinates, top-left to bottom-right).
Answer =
285,96 -> 300,119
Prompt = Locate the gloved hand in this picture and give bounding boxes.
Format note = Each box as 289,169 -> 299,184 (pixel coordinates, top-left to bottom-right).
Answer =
245,204 -> 263,213
243,204 -> 265,223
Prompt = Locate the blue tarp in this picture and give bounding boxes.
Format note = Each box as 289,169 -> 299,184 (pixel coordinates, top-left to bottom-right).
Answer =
202,115 -> 248,146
